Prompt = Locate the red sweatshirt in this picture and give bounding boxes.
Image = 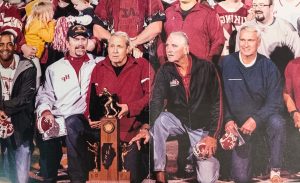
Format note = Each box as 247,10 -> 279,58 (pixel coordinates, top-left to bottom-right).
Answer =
88,56 -> 154,142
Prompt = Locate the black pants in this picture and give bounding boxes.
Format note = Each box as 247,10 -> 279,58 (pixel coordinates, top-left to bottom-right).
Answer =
37,114 -> 90,183
121,142 -> 148,183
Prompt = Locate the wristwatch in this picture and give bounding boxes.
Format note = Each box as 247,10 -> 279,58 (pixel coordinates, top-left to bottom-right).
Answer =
290,110 -> 298,118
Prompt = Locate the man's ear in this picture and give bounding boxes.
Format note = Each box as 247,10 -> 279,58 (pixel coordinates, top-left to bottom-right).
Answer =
185,46 -> 190,55
66,39 -> 70,49
126,46 -> 130,54
257,37 -> 261,47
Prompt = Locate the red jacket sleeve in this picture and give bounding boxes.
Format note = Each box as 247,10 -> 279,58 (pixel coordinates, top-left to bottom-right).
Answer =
207,11 -> 225,60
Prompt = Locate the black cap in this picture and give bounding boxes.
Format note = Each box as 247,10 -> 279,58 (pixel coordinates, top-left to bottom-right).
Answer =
67,25 -> 90,38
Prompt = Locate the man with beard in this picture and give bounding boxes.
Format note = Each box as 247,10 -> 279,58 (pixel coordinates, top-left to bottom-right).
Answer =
236,0 -> 300,60
35,25 -> 104,183
0,31 -> 37,183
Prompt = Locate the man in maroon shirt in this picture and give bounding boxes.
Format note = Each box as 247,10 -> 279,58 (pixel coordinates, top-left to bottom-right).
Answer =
88,31 -> 154,183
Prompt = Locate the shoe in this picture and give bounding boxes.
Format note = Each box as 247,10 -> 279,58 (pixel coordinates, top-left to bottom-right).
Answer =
270,175 -> 283,183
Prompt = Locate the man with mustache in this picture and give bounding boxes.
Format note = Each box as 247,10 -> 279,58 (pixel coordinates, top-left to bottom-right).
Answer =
35,25 -> 104,183
236,0 -> 300,61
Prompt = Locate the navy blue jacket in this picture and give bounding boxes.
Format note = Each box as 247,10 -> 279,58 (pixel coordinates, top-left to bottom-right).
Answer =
219,52 -> 284,127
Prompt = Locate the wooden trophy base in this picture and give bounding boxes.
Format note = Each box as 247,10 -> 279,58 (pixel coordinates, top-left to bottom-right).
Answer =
87,171 -> 130,183
87,170 -> 101,182
119,171 -> 130,182
87,117 -> 131,182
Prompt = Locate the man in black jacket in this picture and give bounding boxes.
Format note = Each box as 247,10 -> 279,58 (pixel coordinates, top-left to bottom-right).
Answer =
0,31 -> 37,183
131,31 -> 223,183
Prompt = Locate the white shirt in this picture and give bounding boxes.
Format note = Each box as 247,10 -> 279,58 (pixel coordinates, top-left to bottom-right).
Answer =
0,56 -> 19,100
239,52 -> 256,67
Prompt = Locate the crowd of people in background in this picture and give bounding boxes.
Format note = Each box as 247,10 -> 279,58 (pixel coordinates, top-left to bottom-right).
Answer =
1,0 -> 300,182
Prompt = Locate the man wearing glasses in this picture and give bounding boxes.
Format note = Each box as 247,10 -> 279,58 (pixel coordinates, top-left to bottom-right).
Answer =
236,0 -> 300,65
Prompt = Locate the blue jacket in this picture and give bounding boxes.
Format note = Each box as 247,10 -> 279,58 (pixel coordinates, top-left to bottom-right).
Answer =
219,52 -> 284,127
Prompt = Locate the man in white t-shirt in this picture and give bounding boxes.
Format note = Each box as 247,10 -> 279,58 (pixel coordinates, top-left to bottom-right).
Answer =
0,30 -> 37,183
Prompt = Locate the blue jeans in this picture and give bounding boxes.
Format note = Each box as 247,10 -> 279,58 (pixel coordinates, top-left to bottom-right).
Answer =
151,112 -> 220,183
2,138 -> 31,183
231,114 -> 286,183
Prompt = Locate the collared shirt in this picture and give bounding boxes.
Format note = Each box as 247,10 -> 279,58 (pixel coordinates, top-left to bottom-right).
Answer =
175,56 -> 192,101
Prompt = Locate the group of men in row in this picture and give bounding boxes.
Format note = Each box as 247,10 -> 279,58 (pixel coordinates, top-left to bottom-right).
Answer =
1,0 -> 300,183
1,23 -> 297,183
0,24 -> 152,183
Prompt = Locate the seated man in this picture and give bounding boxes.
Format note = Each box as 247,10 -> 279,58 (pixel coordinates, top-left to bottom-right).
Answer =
88,31 -> 154,183
219,25 -> 286,183
132,31 -> 223,183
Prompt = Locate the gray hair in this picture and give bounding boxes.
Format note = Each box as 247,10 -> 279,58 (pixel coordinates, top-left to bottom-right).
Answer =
110,31 -> 130,47
240,25 -> 262,39
169,31 -> 189,46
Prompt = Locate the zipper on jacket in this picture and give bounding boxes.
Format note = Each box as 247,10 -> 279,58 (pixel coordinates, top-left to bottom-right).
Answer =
188,107 -> 192,129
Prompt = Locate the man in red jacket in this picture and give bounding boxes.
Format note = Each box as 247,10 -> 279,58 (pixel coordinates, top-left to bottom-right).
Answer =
157,0 -> 225,64
89,31 -> 154,183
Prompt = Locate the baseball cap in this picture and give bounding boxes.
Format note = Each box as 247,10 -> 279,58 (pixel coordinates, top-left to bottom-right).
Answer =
67,25 -> 90,38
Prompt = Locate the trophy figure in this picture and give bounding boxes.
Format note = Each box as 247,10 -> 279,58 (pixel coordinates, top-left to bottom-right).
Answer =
100,88 -> 119,118
121,143 -> 133,172
87,141 -> 99,171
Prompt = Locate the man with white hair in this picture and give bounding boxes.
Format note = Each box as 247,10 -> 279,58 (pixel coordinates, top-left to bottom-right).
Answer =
88,31 -> 154,183
131,31 -> 223,183
221,25 -> 286,183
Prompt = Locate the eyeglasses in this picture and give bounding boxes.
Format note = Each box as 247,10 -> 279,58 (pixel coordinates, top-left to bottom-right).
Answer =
252,3 -> 271,8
